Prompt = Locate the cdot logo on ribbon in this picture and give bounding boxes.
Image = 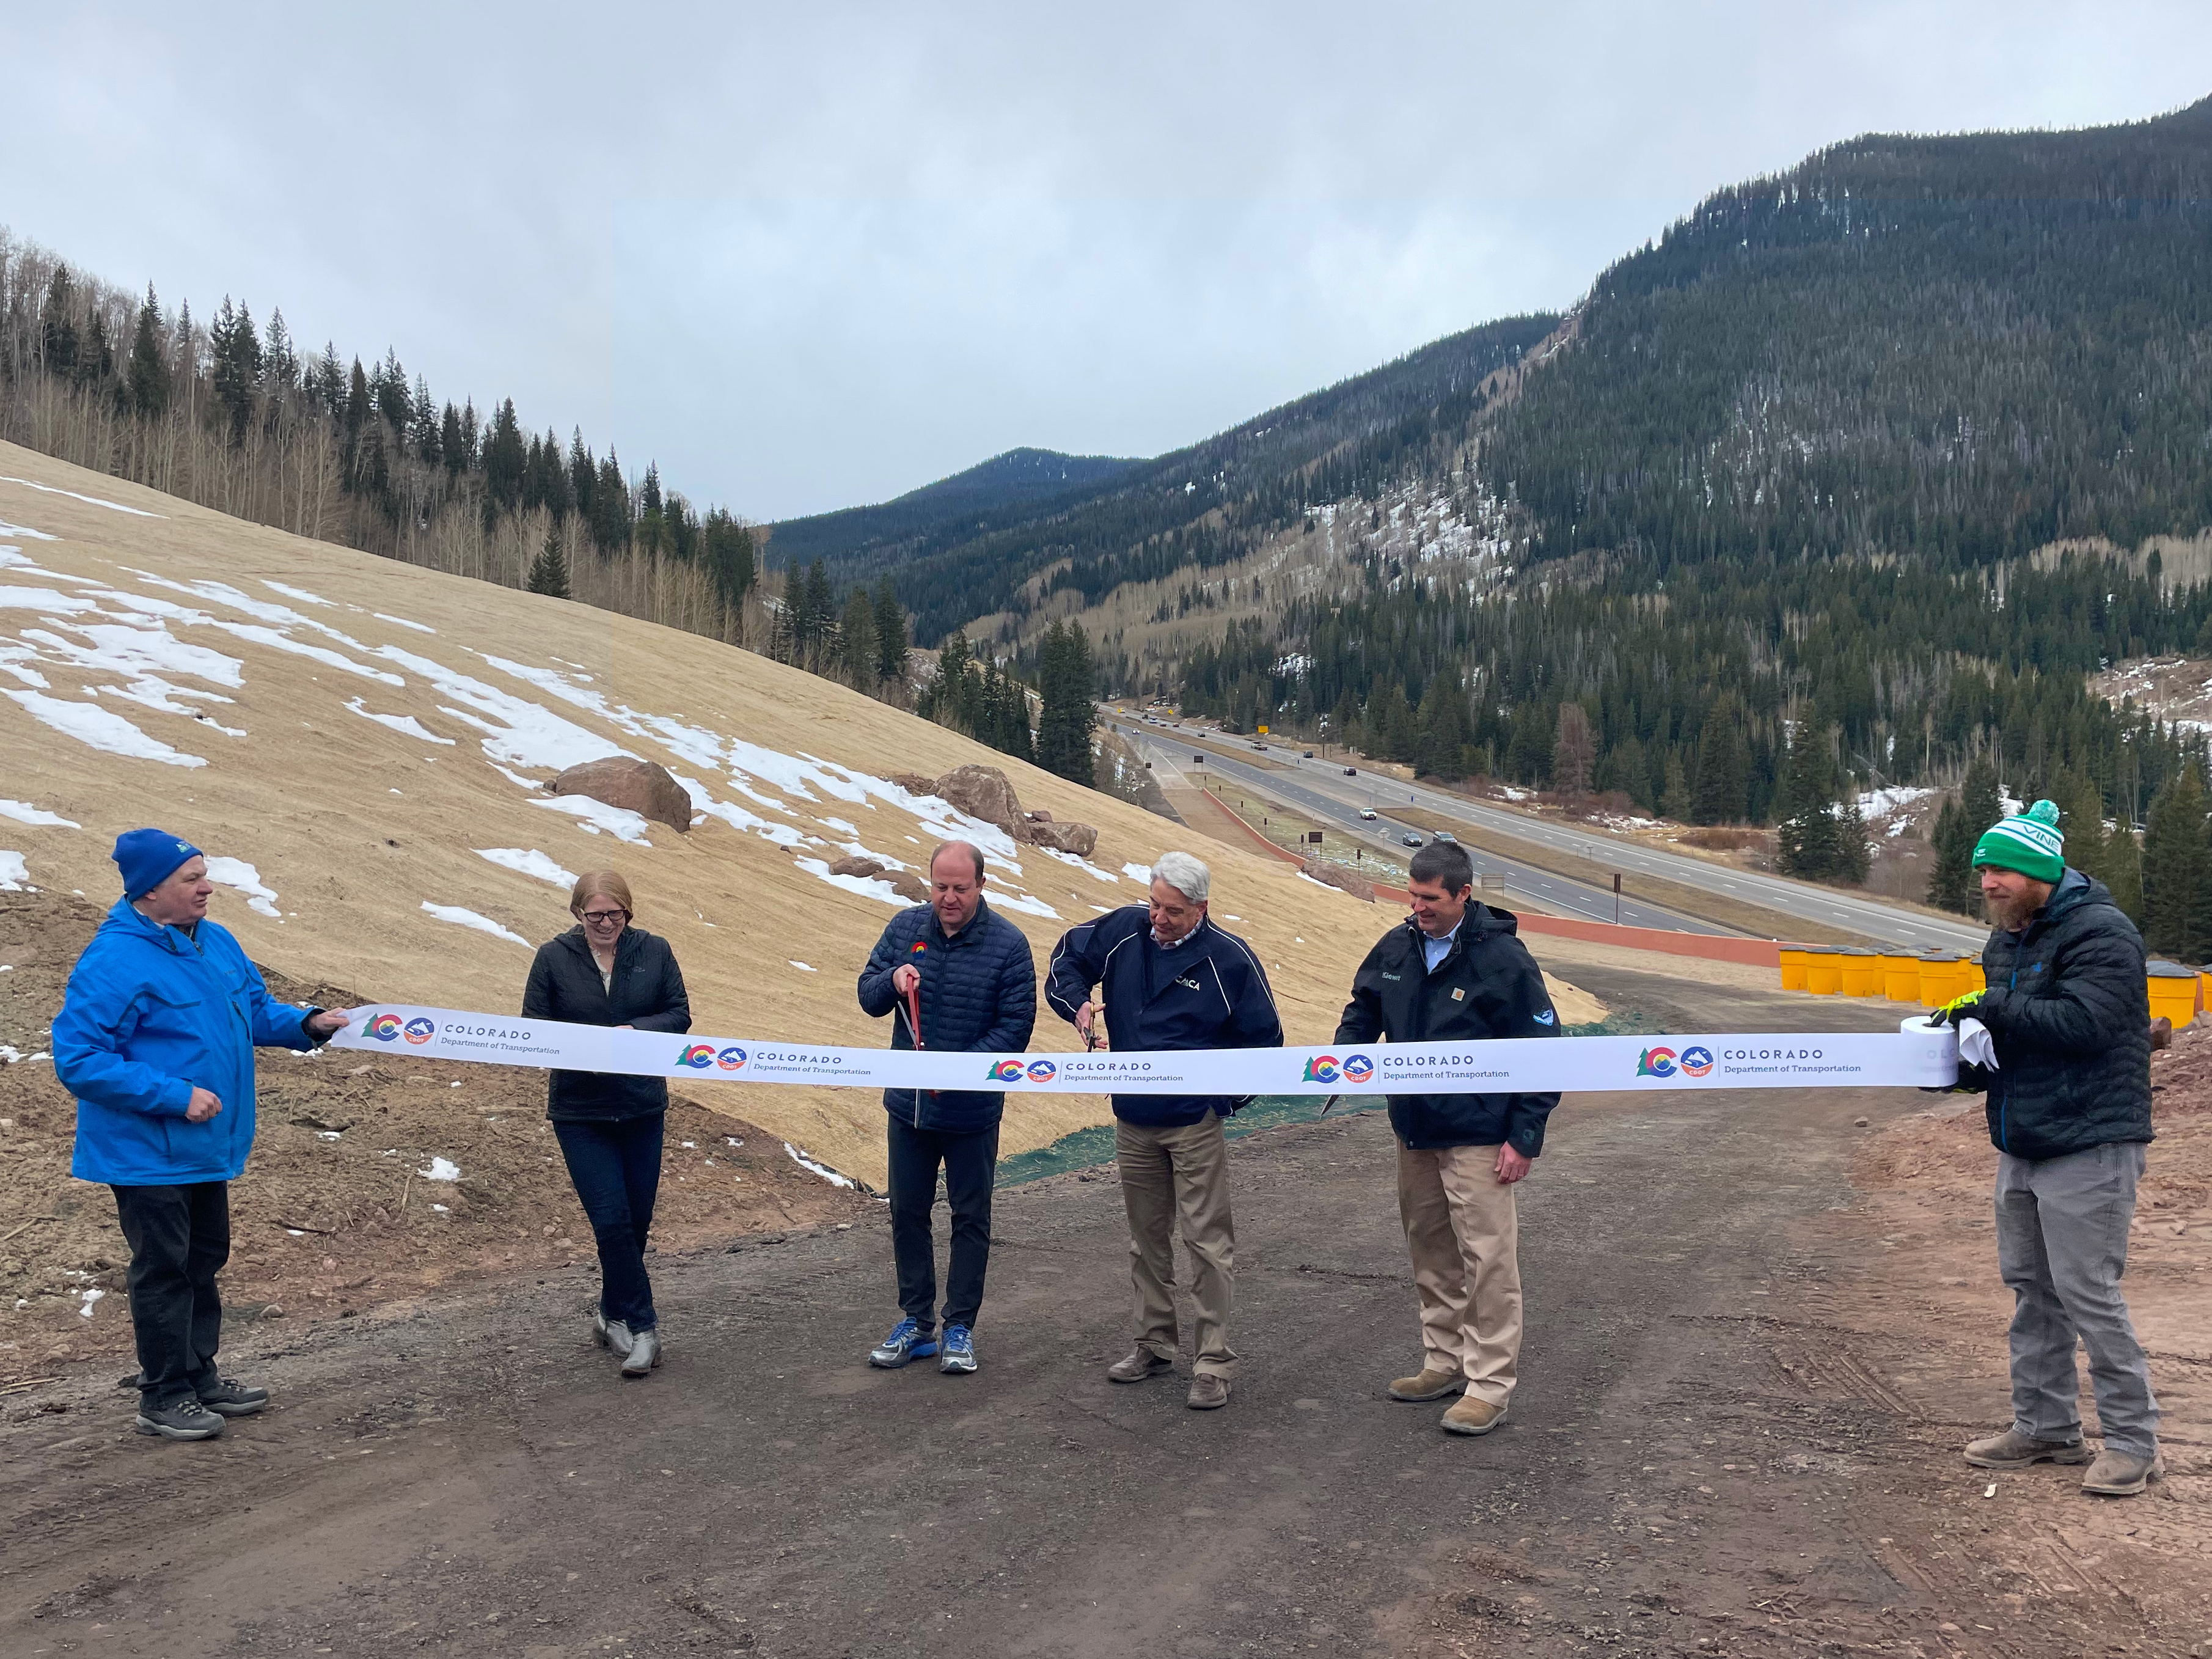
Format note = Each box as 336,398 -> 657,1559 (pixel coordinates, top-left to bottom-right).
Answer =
1303,1054 -> 1342,1084
1679,1045 -> 1715,1078
365,1013 -> 404,1042
1341,1054 -> 1375,1083
677,1044 -> 717,1069
1025,1059 -> 1058,1082
402,1017 -> 436,1046
716,1046 -> 748,1072
1637,1046 -> 1677,1078
986,1060 -> 1027,1082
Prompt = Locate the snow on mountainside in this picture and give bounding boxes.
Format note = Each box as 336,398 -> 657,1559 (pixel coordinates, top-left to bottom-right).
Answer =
0,441 -> 1427,1185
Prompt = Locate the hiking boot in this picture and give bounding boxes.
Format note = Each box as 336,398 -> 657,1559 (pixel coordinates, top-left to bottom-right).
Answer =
939,1324 -> 978,1375
1963,1427 -> 2093,1469
2081,1447 -> 2166,1496
1107,1348 -> 1175,1383
593,1311 -> 634,1357
197,1377 -> 270,1416
620,1327 -> 662,1378
868,1317 -> 939,1369
134,1397 -> 227,1440
1388,1367 -> 1463,1402
1187,1373 -> 1231,1410
1441,1396 -> 1507,1436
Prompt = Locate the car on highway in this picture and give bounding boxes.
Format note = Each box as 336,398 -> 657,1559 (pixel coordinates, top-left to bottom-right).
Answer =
1401,832 -> 1423,848
1342,767 -> 1357,775
1359,808 -> 1378,820
1303,750 -> 1314,758
1434,832 -> 1457,844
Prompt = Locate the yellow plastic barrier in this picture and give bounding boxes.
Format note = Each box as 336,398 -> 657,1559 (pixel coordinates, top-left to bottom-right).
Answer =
1916,953 -> 1955,1006
1805,950 -> 1844,995
2147,962 -> 2199,1030
1878,952 -> 1921,1002
1838,949 -> 1883,997
1779,947 -> 1810,991
1965,959 -> 1987,994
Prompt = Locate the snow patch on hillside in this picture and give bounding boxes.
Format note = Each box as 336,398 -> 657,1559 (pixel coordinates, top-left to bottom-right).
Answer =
345,698 -> 455,744
205,856 -> 282,918
0,800 -> 78,827
533,794 -> 653,844
0,851 -> 28,890
475,848 -> 577,887
2,688 -> 206,766
421,903 -> 529,946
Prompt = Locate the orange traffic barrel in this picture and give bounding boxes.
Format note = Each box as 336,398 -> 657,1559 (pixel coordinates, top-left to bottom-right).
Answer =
2147,962 -> 2199,1030
1916,953 -> 1955,1005
1837,948 -> 1883,997
1878,951 -> 1921,1002
1805,950 -> 1844,995
1779,946 -> 1810,991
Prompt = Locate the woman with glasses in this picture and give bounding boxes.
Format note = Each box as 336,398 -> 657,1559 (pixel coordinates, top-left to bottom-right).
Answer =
522,870 -> 691,1377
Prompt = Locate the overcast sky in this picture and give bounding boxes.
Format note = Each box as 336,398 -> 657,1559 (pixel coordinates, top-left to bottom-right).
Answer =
7,4 -> 2209,521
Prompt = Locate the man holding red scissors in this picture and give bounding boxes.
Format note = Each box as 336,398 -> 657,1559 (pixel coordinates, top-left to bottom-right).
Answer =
855,841 -> 1036,1375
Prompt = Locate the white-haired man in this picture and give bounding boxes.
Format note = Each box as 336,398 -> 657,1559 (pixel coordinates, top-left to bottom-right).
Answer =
1046,851 -> 1282,1409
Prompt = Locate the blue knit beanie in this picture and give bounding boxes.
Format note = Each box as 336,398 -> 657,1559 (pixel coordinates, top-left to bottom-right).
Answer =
113,828 -> 202,900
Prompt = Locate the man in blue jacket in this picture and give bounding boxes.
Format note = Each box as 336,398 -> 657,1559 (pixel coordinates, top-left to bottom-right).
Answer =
53,830 -> 347,1441
855,841 -> 1036,1376
1046,851 -> 1283,1410
1335,841 -> 1561,1438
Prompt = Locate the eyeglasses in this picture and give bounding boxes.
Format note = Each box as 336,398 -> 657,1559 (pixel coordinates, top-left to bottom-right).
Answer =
579,908 -> 629,925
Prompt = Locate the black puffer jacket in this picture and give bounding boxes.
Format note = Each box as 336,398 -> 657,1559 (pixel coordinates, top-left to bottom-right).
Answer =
1969,868 -> 2153,1160
1333,906 -> 1562,1155
521,926 -> 692,1121
857,898 -> 1037,1133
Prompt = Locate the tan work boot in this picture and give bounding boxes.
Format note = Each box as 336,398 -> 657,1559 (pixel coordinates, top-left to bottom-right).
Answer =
1107,1348 -> 1174,1384
1389,1368 -> 1463,1402
2081,1447 -> 2166,1496
1187,1373 -> 1231,1410
1441,1395 -> 1507,1436
1963,1426 -> 2093,1469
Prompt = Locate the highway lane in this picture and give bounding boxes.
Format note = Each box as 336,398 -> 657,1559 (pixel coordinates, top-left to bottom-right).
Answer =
1113,711 -> 1989,953
1110,719 -> 1738,935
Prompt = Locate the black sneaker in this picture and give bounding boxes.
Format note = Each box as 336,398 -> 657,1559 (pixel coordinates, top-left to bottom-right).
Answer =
135,1397 -> 227,1440
197,1378 -> 270,1416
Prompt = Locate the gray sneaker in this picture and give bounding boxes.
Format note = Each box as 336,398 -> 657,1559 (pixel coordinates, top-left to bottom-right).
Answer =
197,1377 -> 270,1416
135,1397 -> 227,1440
939,1324 -> 977,1374
868,1317 -> 939,1368
593,1311 -> 634,1357
1964,1426 -> 2093,1469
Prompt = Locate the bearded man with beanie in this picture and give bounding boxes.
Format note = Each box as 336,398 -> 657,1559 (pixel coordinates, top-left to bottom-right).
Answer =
53,832 -> 349,1440
1937,799 -> 2163,1496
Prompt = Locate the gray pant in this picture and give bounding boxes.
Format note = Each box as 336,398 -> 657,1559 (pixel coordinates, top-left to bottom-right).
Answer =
1995,1141 -> 2158,1457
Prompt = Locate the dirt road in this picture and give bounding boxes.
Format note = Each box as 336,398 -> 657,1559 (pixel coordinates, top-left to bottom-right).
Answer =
4,967 -> 2205,1657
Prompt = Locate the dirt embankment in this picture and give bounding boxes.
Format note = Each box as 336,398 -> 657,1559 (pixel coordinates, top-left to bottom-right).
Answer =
0,890 -> 875,1385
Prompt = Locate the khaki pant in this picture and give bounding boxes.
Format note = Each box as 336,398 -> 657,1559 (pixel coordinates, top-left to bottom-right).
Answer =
1116,1115 -> 1236,1377
1397,1140 -> 1521,1405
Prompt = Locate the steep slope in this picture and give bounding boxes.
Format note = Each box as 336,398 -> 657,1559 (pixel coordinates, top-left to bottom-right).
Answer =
789,315 -> 1558,646
764,447 -> 1140,570
0,441 -> 1534,1188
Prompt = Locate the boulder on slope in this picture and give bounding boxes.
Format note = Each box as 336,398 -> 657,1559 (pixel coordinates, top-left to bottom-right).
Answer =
933,765 -> 1024,834
1300,860 -> 1374,902
1025,820 -> 1099,857
546,756 -> 692,833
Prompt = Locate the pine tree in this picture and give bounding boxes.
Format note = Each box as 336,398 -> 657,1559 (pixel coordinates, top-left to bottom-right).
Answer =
839,589 -> 877,687
527,527 -> 571,599
1660,750 -> 1693,821
1776,723 -> 1859,881
803,562 -> 835,670
930,634 -> 974,730
1552,702 -> 1595,797
127,286 -> 169,417
873,580 -> 907,683
1960,753 -> 2002,852
2139,769 -> 2208,960
38,266 -> 78,379
1690,698 -> 1749,823
1035,621 -> 1099,785
482,400 -> 526,514
1925,796 -> 1976,914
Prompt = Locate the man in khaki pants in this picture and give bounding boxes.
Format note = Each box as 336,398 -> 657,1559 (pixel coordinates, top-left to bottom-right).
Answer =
1046,852 -> 1283,1408
1335,841 -> 1562,1435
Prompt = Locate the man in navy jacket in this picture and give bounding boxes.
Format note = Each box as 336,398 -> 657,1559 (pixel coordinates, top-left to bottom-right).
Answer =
1046,851 -> 1282,1409
53,830 -> 348,1441
855,841 -> 1036,1376
1335,840 -> 1561,1438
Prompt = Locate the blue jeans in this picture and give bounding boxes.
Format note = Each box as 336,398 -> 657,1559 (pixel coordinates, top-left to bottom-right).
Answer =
554,1115 -> 664,1331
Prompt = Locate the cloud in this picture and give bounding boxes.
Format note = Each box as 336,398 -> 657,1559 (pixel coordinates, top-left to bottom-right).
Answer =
5,1 -> 2209,520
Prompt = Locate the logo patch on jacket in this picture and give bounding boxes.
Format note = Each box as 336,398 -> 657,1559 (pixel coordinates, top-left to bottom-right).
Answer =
1533,1009 -> 1555,1025
910,942 -> 928,954
1451,987 -> 1466,1002
1176,975 -> 1201,991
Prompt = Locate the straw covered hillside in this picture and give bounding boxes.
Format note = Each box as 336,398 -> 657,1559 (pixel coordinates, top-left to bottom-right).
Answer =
0,441 -> 1592,1184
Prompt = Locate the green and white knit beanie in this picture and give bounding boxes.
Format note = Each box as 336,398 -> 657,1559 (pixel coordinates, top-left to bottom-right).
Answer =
1972,799 -> 2064,883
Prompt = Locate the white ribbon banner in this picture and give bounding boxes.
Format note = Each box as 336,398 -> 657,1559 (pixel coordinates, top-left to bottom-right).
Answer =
331,1006 -> 1958,1094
